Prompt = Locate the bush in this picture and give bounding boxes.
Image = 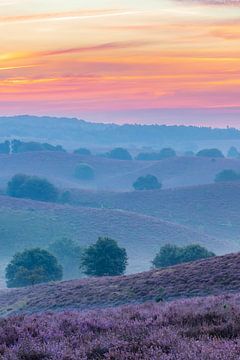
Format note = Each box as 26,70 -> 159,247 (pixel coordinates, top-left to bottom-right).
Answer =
7,174 -> 59,202
74,163 -> 95,180
136,148 -> 176,161
11,139 -> 65,153
107,148 -> 132,160
48,238 -> 82,280
196,148 -> 224,158
133,174 -> 162,190
215,169 -> 240,183
74,148 -> 91,156
152,244 -> 215,268
81,237 -> 128,277
5,248 -> 63,288
227,146 -> 239,158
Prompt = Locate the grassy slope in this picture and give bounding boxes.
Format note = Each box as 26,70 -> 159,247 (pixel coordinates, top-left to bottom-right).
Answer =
0,252 -> 240,316
70,182 -> 240,243
0,196 -> 217,274
1,152 -> 240,190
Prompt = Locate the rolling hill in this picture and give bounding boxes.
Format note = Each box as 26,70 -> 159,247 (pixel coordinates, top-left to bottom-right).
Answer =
70,182 -> 240,242
0,195 -> 218,276
0,252 -> 240,316
1,151 -> 240,191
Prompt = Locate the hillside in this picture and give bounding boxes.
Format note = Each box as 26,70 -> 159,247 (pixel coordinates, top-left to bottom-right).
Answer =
1,115 -> 240,148
1,151 -> 240,190
0,252 -> 240,316
71,182 -> 240,242
0,195 -> 218,276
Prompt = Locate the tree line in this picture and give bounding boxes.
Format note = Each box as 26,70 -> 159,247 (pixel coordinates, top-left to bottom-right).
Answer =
5,238 -> 215,288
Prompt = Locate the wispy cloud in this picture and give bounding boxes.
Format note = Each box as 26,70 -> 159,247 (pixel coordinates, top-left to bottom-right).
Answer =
175,0 -> 240,5
0,9 -> 145,24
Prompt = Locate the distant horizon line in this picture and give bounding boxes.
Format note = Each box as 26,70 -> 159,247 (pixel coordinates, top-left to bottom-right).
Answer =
0,113 -> 239,131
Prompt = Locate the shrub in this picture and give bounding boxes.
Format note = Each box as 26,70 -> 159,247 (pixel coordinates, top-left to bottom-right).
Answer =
81,237 -> 128,276
136,148 -> 176,161
48,238 -> 83,280
74,148 -> 92,156
74,163 -> 95,180
152,244 -> 215,268
228,146 -> 239,158
7,174 -> 59,202
196,148 -> 224,158
215,169 -> 240,183
5,248 -> 63,288
107,148 -> 132,160
133,174 -> 162,190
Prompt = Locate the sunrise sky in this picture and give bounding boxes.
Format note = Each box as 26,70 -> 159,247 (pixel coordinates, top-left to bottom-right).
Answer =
0,0 -> 240,126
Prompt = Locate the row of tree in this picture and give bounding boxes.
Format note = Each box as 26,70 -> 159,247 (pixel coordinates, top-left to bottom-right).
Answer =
2,139 -> 238,160
5,238 -> 215,288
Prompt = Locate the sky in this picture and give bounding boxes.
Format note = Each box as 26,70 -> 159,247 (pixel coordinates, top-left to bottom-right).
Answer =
0,0 -> 240,127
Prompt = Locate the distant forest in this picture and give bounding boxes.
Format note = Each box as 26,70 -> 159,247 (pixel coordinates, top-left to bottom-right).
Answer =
0,115 -> 240,146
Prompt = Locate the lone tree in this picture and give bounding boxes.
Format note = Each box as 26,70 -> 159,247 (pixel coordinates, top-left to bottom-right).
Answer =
5,248 -> 63,288
74,148 -> 91,156
159,148 -> 176,159
152,244 -> 215,269
48,238 -> 82,280
74,163 -> 95,180
133,174 -> 162,190
7,174 -> 59,202
227,146 -> 239,158
215,169 -> 240,183
81,237 -> 128,277
107,147 -> 132,160
196,148 -> 224,158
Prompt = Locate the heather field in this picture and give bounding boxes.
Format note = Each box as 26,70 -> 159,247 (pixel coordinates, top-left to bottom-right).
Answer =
1,294 -> 240,359
1,252 -> 240,316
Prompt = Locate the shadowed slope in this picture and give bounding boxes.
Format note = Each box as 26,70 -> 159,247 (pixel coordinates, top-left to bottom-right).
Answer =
0,196 -> 219,274
70,182 -> 240,242
1,152 -> 240,190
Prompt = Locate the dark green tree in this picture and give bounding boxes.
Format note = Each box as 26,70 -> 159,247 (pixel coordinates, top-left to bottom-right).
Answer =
48,238 -> 82,280
133,174 -> 162,190
107,148 -> 132,160
227,146 -> 239,158
159,148 -> 176,159
152,244 -> 215,269
7,174 -> 59,202
81,237 -> 128,277
74,148 -> 91,156
5,248 -> 63,288
196,148 -> 224,158
74,163 -> 95,180
215,169 -> 240,183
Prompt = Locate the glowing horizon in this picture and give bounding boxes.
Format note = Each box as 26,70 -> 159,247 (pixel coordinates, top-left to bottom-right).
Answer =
0,0 -> 240,126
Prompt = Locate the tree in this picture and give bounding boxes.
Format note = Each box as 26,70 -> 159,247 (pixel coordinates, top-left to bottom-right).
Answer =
48,238 -> 82,280
133,174 -> 162,190
7,174 -> 59,202
196,148 -> 224,158
74,148 -> 91,156
159,148 -> 176,159
136,148 -> 176,161
107,148 -> 132,160
5,248 -> 63,288
81,237 -> 128,277
228,146 -> 239,158
152,244 -> 215,269
74,163 -> 95,180
215,169 -> 240,183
